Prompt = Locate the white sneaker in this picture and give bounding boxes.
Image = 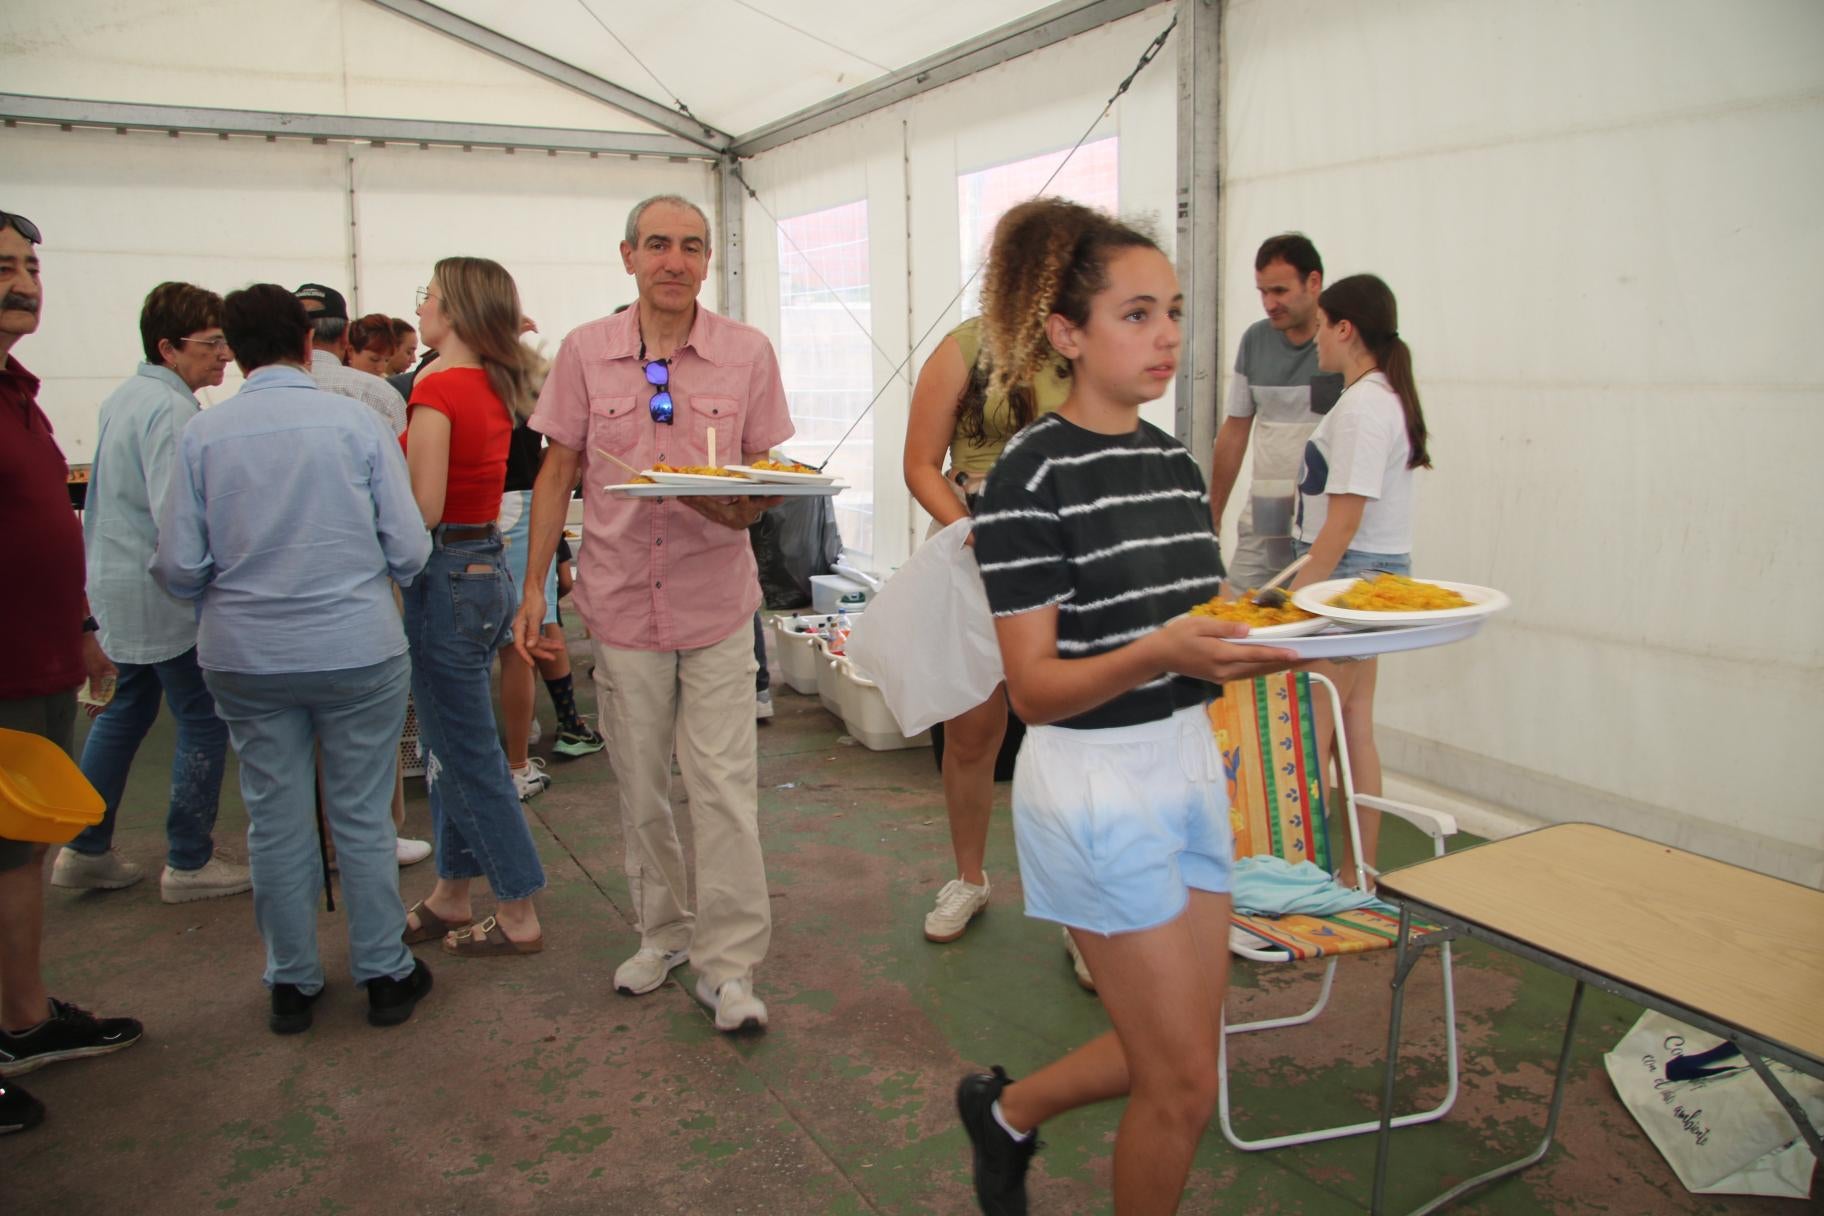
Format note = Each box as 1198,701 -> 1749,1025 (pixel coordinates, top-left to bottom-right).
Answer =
512,757 -> 551,801
1063,927 -> 1095,992
696,975 -> 768,1033
160,854 -> 253,904
755,690 -> 774,721
923,876 -> 991,943
395,836 -> 433,867
51,847 -> 146,891
527,717 -> 543,746
613,945 -> 690,995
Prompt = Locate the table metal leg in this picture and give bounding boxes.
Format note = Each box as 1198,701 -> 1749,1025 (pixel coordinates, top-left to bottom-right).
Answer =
1740,1046 -> 1824,1160
1396,980 -> 1587,1216
1371,905 -> 1419,1214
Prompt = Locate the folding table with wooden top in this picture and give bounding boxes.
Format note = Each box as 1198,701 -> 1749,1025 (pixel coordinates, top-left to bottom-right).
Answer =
1369,823 -> 1824,1214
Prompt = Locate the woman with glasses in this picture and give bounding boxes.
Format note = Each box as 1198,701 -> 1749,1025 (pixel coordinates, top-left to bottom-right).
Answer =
399,258 -> 547,956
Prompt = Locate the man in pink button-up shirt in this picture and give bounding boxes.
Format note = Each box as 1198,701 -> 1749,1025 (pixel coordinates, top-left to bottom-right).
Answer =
514,195 -> 791,1033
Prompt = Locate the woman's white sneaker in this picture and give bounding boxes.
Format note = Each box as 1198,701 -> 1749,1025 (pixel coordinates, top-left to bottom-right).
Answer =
512,758 -> 551,801
924,877 -> 991,943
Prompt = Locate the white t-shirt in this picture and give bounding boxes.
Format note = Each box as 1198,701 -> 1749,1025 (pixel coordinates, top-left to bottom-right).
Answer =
1294,372 -> 1414,554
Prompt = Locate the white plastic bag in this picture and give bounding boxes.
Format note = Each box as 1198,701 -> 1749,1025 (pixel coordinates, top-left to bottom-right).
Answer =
1603,1009 -> 1823,1197
844,518 -> 1003,736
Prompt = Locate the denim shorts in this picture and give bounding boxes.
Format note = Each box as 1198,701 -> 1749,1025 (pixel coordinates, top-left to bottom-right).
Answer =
1011,703 -> 1232,935
1292,540 -> 1411,580
497,490 -> 559,627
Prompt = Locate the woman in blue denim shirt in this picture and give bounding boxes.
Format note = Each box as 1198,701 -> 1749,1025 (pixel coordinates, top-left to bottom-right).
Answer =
400,257 -> 548,955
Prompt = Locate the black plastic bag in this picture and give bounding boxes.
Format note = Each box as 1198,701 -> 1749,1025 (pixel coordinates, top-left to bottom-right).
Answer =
768,492 -> 842,607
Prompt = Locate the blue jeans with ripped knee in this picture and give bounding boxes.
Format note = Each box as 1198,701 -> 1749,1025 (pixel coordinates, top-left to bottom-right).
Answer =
73,645 -> 227,871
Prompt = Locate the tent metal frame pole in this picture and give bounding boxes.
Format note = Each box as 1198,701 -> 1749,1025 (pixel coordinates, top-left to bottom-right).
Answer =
716,155 -> 746,321
364,0 -> 731,152
729,0 -> 1163,157
1173,0 -> 1221,473
0,93 -> 716,160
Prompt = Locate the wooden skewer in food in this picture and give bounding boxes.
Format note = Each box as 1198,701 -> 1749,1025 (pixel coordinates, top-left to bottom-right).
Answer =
593,446 -> 643,477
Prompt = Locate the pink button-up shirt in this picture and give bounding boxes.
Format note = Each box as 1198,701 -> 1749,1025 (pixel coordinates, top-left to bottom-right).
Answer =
530,306 -> 794,652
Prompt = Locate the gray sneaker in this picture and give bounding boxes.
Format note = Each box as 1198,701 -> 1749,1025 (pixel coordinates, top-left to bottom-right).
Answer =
51,848 -> 145,891
160,854 -> 253,904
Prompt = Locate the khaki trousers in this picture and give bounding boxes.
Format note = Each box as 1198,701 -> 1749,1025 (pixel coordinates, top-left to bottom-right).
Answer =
591,623 -> 768,987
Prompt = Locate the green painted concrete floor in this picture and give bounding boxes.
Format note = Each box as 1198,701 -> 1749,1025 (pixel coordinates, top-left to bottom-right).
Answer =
1,625 -> 1808,1214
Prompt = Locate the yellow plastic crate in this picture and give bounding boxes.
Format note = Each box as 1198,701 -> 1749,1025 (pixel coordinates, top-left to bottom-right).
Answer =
0,727 -> 105,844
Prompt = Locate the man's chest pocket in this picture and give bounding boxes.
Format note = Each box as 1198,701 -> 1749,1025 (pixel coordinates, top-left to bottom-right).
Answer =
687,395 -> 739,465
589,394 -> 640,453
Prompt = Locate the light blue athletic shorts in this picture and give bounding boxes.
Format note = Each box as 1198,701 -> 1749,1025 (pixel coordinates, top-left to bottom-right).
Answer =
1012,702 -> 1233,935
497,488 -> 559,626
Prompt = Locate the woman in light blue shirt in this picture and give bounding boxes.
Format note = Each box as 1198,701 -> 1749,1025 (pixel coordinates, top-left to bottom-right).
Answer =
152,284 -> 435,1035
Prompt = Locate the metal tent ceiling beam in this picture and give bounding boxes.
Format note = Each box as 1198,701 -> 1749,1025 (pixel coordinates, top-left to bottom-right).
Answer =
0,93 -> 718,159
365,0 -> 731,153
730,0 -> 1163,157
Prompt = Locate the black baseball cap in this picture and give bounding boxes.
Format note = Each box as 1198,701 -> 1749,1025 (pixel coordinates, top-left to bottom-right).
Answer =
294,283 -> 348,320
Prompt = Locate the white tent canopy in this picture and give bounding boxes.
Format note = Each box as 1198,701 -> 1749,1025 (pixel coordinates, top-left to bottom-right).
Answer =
4,0 -> 1819,886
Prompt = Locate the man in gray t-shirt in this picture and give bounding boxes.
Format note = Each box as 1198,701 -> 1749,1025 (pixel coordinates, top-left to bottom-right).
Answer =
1209,234 -> 1343,591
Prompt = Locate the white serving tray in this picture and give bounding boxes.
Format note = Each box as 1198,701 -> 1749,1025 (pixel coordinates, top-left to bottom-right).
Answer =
1229,616 -> 1486,660
604,481 -> 847,498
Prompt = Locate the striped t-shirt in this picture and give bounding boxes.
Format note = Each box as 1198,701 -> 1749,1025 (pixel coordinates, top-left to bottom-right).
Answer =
974,413 -> 1226,730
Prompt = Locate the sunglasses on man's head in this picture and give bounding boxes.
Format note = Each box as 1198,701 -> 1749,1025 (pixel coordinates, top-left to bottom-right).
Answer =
645,357 -> 673,425
0,211 -> 43,245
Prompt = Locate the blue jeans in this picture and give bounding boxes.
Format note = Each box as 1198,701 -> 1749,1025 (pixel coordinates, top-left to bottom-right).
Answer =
204,654 -> 415,991
401,527 -> 546,900
1292,539 -> 1412,580
73,646 -> 227,870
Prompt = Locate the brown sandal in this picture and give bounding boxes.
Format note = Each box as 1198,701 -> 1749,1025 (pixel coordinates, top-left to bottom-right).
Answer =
442,915 -> 544,957
403,900 -> 468,946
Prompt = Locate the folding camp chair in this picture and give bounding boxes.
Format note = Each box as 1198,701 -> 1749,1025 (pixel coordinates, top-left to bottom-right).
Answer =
1211,671 -> 1461,1151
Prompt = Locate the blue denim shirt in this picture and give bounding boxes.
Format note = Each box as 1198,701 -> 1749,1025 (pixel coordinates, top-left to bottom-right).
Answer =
151,365 -> 432,674
84,363 -> 203,665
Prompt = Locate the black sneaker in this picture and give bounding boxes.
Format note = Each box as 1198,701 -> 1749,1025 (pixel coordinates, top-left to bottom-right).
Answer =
367,958 -> 433,1028
0,1075 -> 44,1135
0,999 -> 143,1076
269,983 -> 324,1036
552,720 -> 605,758
956,1066 -> 1039,1215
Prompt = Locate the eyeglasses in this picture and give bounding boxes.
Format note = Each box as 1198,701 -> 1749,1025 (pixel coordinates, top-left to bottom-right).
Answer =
0,211 -> 42,245
645,357 -> 673,425
414,286 -> 435,306
179,336 -> 232,352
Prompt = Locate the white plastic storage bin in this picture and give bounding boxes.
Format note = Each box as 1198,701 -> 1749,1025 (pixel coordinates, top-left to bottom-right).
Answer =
771,612 -> 860,696
812,635 -> 844,717
835,656 -> 932,751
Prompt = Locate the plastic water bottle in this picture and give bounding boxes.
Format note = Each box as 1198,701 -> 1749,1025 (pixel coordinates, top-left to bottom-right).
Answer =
832,610 -> 851,655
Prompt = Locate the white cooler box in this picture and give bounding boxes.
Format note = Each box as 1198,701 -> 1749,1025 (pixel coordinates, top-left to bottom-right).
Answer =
771,612 -> 860,696
811,574 -> 873,614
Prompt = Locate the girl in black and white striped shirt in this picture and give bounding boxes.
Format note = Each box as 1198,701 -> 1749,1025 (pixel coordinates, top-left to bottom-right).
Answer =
955,199 -> 1297,1214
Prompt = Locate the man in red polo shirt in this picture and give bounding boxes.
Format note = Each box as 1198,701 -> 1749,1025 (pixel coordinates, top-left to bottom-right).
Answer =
0,211 -> 144,1135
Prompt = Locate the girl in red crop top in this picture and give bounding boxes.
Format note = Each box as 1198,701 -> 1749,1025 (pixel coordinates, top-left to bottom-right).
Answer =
399,256 -> 550,956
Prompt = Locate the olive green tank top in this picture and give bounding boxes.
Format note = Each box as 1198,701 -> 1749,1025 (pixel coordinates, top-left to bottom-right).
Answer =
947,317 -> 1072,475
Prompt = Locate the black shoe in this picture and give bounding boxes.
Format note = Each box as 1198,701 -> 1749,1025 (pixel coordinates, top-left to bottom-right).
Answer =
0,999 -> 143,1076
956,1066 -> 1039,1215
367,958 -> 433,1028
0,1075 -> 45,1135
269,983 -> 324,1036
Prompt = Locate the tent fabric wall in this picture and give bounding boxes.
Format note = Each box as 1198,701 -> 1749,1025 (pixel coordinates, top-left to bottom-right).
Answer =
1219,0 -> 1823,883
0,0 -> 712,461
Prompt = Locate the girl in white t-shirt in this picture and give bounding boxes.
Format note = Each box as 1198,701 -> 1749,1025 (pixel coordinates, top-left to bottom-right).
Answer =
1289,273 -> 1432,887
